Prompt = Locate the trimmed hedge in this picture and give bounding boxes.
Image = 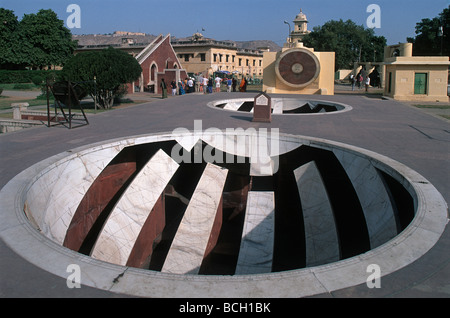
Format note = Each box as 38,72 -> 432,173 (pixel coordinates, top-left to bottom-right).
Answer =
0,70 -> 61,84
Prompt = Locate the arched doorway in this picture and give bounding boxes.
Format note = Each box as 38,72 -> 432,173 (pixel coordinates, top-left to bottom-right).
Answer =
149,63 -> 158,93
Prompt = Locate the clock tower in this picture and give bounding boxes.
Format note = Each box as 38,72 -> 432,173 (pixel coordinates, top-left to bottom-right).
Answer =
290,9 -> 311,44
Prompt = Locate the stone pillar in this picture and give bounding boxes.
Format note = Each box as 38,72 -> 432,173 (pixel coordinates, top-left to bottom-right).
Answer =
11,103 -> 29,120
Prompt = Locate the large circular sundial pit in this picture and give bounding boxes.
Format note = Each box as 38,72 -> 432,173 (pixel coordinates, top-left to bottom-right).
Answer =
1,131 -> 446,297
208,97 -> 352,114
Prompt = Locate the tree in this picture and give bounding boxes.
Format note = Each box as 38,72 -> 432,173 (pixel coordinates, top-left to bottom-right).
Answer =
302,19 -> 386,71
62,47 -> 142,109
407,6 -> 450,56
0,9 -> 19,69
13,9 -> 77,69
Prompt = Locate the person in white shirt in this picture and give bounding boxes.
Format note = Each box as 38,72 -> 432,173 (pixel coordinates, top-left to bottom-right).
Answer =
187,78 -> 194,93
365,76 -> 370,92
202,77 -> 208,94
215,76 -> 222,92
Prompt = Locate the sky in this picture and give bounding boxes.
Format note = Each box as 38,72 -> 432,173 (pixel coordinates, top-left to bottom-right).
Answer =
2,0 -> 449,46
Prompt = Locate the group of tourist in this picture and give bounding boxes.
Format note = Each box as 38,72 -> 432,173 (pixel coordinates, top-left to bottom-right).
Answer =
159,74 -> 249,98
349,69 -> 381,93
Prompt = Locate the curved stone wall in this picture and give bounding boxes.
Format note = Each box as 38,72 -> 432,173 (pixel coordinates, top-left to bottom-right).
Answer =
208,98 -> 352,114
21,131 -> 439,273
2,131 -> 446,297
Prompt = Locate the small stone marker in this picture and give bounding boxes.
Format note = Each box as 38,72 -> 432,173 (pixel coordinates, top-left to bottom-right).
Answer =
252,92 -> 271,123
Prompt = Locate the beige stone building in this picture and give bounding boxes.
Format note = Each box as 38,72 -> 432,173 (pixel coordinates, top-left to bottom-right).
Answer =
383,43 -> 449,102
263,9 -> 335,95
171,33 -> 264,78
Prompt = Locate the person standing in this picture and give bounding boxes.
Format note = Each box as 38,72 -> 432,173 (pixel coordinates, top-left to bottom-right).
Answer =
215,76 -> 222,92
226,78 -> 232,92
198,74 -> 204,93
208,77 -> 213,93
178,80 -> 185,95
170,80 -> 177,96
187,78 -> 194,93
365,76 -> 371,92
232,77 -> 237,92
350,74 -> 356,91
202,76 -> 208,94
357,72 -> 363,90
239,76 -> 247,92
160,78 -> 167,99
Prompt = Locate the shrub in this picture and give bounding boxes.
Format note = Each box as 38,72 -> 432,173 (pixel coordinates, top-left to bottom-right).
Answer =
31,75 -> 44,86
0,70 -> 61,84
13,83 -> 33,90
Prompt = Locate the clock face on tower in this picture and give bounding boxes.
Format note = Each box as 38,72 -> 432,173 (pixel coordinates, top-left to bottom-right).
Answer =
275,48 -> 320,88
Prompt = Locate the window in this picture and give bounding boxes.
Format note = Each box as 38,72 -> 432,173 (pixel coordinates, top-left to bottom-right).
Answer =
214,54 -> 217,62
184,54 -> 189,62
200,53 -> 206,61
239,58 -> 242,66
414,73 -> 427,95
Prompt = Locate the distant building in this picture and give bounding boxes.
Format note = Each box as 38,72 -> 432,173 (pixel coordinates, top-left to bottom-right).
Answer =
264,9 -> 335,95
171,33 -> 264,78
127,34 -> 187,94
74,33 -> 187,94
113,31 -> 146,36
74,31 -> 265,86
383,43 -> 449,102
73,33 -> 158,56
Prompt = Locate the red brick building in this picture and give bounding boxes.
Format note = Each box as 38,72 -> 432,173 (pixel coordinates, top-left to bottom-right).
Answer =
127,34 -> 187,94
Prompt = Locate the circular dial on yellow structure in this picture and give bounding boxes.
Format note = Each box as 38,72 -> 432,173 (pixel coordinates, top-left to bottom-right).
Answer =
275,48 -> 320,88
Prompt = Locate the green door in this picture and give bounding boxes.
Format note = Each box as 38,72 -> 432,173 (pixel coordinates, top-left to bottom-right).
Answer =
414,73 -> 427,95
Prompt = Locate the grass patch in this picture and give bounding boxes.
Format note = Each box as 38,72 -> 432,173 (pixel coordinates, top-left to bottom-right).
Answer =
0,83 -> 41,91
414,104 -> 450,109
0,97 -> 53,110
0,95 -> 147,112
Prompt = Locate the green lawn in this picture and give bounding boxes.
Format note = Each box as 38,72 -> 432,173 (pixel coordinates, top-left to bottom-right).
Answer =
414,104 -> 450,110
0,83 -> 42,91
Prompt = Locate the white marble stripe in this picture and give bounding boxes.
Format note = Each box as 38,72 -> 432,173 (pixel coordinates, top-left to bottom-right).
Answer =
39,145 -> 123,244
91,149 -> 179,265
294,162 -> 340,266
333,149 -> 398,248
161,163 -> 228,274
235,191 -> 275,275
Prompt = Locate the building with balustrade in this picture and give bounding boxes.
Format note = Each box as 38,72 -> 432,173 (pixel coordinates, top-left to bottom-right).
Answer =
171,32 -> 264,79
